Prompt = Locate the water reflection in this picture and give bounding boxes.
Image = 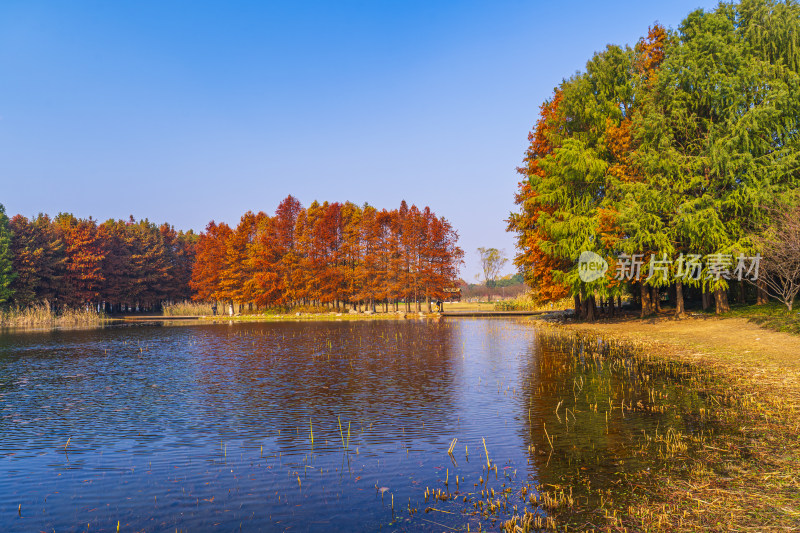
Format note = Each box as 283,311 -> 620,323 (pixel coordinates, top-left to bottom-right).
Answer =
515,332 -> 726,528
0,319 -> 541,532
0,320 -> 728,532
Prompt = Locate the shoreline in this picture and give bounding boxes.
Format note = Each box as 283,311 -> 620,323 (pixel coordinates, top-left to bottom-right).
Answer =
529,315 -> 800,531
0,311 -> 445,332
536,314 -> 800,408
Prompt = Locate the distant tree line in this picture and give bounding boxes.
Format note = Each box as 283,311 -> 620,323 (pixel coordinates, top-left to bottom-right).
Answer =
190,196 -> 464,313
461,273 -> 527,301
0,204 -> 196,312
0,197 -> 463,315
509,0 -> 800,319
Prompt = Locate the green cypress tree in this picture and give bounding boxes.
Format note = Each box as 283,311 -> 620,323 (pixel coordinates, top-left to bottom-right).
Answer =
630,0 -> 800,314
0,203 -> 16,304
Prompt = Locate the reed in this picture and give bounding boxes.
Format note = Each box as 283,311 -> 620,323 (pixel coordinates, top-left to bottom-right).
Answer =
447,438 -> 457,455
0,302 -> 108,328
162,300 -> 214,316
493,296 -> 572,312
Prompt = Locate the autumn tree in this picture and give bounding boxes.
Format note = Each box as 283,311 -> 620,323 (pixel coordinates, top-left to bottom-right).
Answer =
354,205 -> 382,311
9,214 -> 66,307
279,196 -> 304,306
219,211 -> 261,310
161,224 -> 198,302
508,92 -> 572,303
55,214 -> 106,308
4,210 -> 197,312
511,0 -> 800,320
190,221 -> 232,304
422,209 -> 463,310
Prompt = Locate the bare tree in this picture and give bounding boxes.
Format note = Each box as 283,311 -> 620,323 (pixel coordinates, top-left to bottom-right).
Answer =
477,247 -> 508,301
753,204 -> 800,311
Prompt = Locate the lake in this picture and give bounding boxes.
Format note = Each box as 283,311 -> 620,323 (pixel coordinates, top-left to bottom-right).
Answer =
0,319 -> 723,531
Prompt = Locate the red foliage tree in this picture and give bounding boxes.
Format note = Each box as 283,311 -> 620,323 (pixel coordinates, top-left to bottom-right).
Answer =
190,221 -> 232,303
56,214 -> 106,308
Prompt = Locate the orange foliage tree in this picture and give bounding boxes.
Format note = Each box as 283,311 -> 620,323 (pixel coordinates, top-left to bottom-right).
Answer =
508,91 -> 571,302
190,196 -> 463,312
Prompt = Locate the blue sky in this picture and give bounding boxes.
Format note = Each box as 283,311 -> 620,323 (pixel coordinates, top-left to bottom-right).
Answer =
0,0 -> 719,280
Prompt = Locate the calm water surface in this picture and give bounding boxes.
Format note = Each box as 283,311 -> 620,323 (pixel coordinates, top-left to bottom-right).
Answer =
0,319 -> 718,531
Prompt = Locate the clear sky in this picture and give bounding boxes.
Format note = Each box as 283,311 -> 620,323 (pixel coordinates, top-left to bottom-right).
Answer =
0,0 -> 719,281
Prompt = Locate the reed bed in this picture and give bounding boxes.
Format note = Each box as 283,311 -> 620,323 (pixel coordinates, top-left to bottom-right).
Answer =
493,297 -> 572,312
0,302 -> 108,328
161,300 -> 215,316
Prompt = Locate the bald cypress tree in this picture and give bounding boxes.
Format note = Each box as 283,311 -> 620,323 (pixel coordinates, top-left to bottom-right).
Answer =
630,0 -> 800,314
0,204 -> 16,305
512,0 -> 800,318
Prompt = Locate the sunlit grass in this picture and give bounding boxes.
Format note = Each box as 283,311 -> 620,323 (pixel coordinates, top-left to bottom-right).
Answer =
0,301 -> 107,328
162,300 -> 215,316
727,301 -> 800,334
493,296 -> 572,312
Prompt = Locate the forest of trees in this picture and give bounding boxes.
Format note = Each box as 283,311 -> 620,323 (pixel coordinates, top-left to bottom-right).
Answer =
190,196 -> 464,313
509,0 -> 800,320
0,197 -> 463,315
0,204 -> 197,312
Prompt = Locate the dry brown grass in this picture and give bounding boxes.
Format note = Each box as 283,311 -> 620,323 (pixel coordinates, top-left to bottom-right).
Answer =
557,315 -> 800,409
162,301 -> 215,316
444,302 -> 498,312
0,302 -> 107,328
532,317 -> 800,532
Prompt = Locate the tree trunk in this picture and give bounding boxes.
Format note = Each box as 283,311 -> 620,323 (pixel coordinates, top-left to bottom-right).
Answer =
675,281 -> 686,318
701,289 -> 711,311
640,283 -> 653,318
714,287 -> 730,314
574,294 -> 582,319
427,294 -> 432,313
651,287 -> 662,313
585,295 -> 597,322
757,279 -> 769,305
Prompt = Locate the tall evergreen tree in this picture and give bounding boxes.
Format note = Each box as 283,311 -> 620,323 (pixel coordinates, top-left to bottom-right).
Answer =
0,204 -> 15,305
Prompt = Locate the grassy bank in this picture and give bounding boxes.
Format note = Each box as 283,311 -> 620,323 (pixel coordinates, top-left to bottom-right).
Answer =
0,303 -> 109,328
727,301 -> 800,335
553,313 -> 800,404
528,316 -> 800,531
